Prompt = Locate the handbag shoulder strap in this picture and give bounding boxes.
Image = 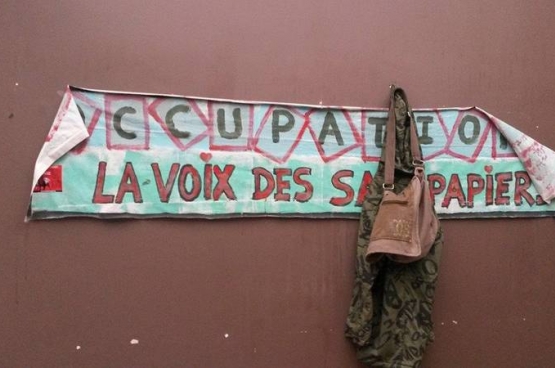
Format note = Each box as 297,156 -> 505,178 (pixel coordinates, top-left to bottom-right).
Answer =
383,85 -> 423,189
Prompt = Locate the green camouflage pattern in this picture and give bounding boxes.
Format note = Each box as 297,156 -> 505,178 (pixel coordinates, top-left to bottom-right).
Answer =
345,91 -> 443,367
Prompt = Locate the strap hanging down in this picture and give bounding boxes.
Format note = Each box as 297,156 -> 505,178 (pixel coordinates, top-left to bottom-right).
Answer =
383,85 -> 423,189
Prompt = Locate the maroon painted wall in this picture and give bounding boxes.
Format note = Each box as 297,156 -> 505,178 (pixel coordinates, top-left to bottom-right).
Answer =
2,1 -> 555,367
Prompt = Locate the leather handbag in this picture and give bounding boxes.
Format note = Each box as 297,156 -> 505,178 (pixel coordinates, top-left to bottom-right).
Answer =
366,85 -> 438,263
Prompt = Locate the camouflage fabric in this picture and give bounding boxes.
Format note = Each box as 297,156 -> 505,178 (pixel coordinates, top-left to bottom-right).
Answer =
345,91 -> 443,367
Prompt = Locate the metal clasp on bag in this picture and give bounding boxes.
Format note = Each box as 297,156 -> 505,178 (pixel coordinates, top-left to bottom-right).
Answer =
412,159 -> 424,167
382,183 -> 394,191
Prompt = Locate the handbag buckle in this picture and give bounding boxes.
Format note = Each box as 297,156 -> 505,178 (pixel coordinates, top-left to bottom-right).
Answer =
412,159 -> 424,167
382,183 -> 395,190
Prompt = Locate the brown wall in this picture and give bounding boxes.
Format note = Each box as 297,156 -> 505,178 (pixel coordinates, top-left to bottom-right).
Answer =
2,1 -> 555,367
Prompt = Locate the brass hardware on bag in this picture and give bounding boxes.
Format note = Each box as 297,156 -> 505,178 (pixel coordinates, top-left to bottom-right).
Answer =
412,159 -> 424,167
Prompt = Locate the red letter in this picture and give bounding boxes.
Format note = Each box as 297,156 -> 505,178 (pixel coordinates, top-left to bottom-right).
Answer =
514,171 -> 535,206
151,163 -> 179,203
466,174 -> 484,208
115,162 -> 143,203
355,171 -> 373,206
178,165 -> 201,201
330,170 -> 354,206
485,174 -> 494,205
204,164 -> 213,200
495,172 -> 512,205
293,167 -> 313,203
213,165 -> 236,200
92,161 -> 114,204
427,173 -> 446,205
274,168 -> 292,201
252,167 -> 275,200
441,174 -> 466,208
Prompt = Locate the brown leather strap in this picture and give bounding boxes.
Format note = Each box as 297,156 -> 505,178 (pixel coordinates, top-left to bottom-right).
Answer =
383,85 -> 422,188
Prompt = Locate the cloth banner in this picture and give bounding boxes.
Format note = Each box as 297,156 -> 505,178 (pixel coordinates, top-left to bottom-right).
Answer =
27,86 -> 555,220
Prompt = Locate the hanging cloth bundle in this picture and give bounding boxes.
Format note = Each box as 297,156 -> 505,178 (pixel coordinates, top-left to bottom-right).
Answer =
345,85 -> 443,367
